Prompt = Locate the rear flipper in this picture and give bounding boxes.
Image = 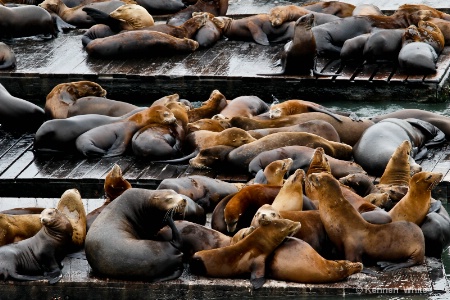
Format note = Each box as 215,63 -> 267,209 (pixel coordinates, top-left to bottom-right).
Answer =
82,7 -> 122,32
377,259 -> 418,271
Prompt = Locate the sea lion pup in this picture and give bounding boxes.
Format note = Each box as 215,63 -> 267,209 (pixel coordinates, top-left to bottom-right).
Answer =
157,220 -> 231,260
186,117 -> 231,134
0,42 -> 15,70
211,14 -> 295,46
270,169 -> 304,211
157,175 -> 243,212
39,0 -> 125,28
247,120 -> 341,142
268,5 -> 340,27
188,90 -> 228,122
0,214 -> 42,247
56,188 -> 87,249
85,31 -> 199,58
0,83 -> 46,133
0,5 -> 57,40
248,145 -> 366,179
230,112 -> 374,146
85,188 -> 187,281
219,95 -> 269,119
66,96 -> 139,117
166,0 -> 228,27
388,171 -> 443,225
33,108 -> 145,153
86,164 -> 131,231
76,105 -> 176,157
189,218 -> 301,289
227,132 -> 353,169
44,81 -> 107,119
307,172 -> 425,271
0,208 -> 73,284
253,158 -> 292,185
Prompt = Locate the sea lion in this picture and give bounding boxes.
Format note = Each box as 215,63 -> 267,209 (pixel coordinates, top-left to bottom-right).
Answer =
0,42 -> 15,69
0,5 -> 56,39
247,120 -> 340,142
0,83 -> 46,132
219,95 -> 269,119
388,171 -> 443,225
85,30 -> 199,58
85,188 -> 187,281
268,237 -> 363,283
44,81 -> 107,119
76,105 -> 176,157
353,118 -> 445,176
211,15 -> 295,46
230,112 -> 374,146
135,0 -> 185,15
189,218 -> 301,289
268,99 -> 348,121
421,206 -> 450,258
270,169 -> 304,212
361,29 -> 404,63
0,208 -> 73,284
166,0 -> 228,27
254,158 -> 292,185
268,5 -> 340,27
227,132 -> 353,169
307,172 -> 425,271
33,108 -> 145,153
248,145 -> 366,179
81,23 -> 118,46
340,33 -> 371,61
39,0 -> 125,28
0,214 -> 42,247
188,90 -> 228,122
186,118 -> 231,134
156,220 -> 231,259
192,12 -> 223,48
157,175 -> 243,212
398,42 -> 438,75
188,145 -> 235,170
352,4 -> 384,16
67,96 -> 139,117
87,164 -> 132,231
301,1 -> 355,18
56,188 -> 87,249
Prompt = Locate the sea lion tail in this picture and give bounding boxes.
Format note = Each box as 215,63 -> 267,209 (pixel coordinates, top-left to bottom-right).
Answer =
153,149 -> 200,164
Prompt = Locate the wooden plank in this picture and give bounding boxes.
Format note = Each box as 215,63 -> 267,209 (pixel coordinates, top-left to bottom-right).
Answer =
98,156 -> 136,179
64,159 -> 102,179
372,63 -> 396,82
334,60 -> 364,81
50,157 -> 89,178
82,156 -> 122,179
139,163 -> 173,180
122,159 -> 152,180
0,150 -> 35,179
32,154 -> 76,178
420,145 -> 450,172
16,153 -> 50,179
353,63 -> 378,81
424,47 -> 450,83
0,135 -> 34,177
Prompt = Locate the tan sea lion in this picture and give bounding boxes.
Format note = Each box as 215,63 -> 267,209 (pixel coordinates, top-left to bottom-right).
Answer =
44,81 -> 107,119
188,90 -> 228,122
189,218 -> 301,289
268,99 -> 347,121
254,158 -> 292,185
0,214 -> 42,247
388,171 -> 443,225
56,189 -> 87,249
186,118 -> 231,134
307,172 -> 425,271
219,95 -> 269,119
269,5 -> 341,27
271,169 -> 305,212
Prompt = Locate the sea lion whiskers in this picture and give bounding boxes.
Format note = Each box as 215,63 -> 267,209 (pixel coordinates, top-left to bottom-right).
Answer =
426,173 -> 442,191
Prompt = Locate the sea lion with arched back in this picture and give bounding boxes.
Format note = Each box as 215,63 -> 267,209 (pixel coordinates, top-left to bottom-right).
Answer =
307,172 -> 425,271
85,188 -> 187,281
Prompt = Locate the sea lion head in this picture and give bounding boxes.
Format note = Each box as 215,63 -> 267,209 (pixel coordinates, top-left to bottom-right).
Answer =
250,204 -> 281,228
230,226 -> 255,245
151,189 -> 187,221
307,147 -> 331,176
151,105 -> 178,124
269,5 -> 308,27
56,188 -> 87,247
104,164 -> 132,201
296,12 -> 315,29
269,105 -> 283,119
189,145 -> 234,169
40,208 -> 73,238
38,0 -> 62,12
306,172 -> 340,204
191,11 -> 209,28
72,81 -> 107,98
109,4 -> 155,30
411,171 -> 443,192
218,127 -> 257,147
211,16 -> 232,31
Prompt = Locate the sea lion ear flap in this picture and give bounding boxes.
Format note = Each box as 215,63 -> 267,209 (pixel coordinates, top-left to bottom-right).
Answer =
250,257 -> 266,289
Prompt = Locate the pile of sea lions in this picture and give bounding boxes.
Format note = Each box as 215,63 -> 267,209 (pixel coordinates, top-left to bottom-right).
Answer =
1,78 -> 450,287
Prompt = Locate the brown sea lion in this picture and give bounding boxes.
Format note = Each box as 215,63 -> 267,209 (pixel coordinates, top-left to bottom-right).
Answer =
188,90 -> 228,122
0,83 -> 46,132
86,164 -> 131,231
0,214 -> 42,247
307,172 -> 425,271
389,172 -> 443,225
186,118 -> 231,134
301,1 -> 355,18
157,220 -> 231,259
76,105 -> 176,157
0,208 -> 73,284
248,145 -> 366,179
247,120 -> 341,142
402,22 -> 444,54
166,0 -> 228,27
0,42 -> 15,70
85,188 -> 187,281
188,145 -> 235,169
268,5 -> 340,27
268,99 -> 348,121
133,14 -> 207,39
271,169 -> 304,212
189,218 -> 301,289
157,175 -> 243,212
85,30 -> 199,58
254,158 -> 292,185
56,188 -> 87,249
44,81 -> 107,119
230,112 -> 374,146
211,14 -> 295,46
0,5 -> 56,39
66,96 -> 139,117
227,132 -> 353,169
219,95 -> 269,119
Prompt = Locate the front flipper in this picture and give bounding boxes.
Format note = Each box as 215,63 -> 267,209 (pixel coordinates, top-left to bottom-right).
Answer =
166,216 -> 183,250
45,270 -> 63,284
377,259 -> 417,271
8,272 -> 48,282
247,21 -> 270,46
250,256 -> 266,289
